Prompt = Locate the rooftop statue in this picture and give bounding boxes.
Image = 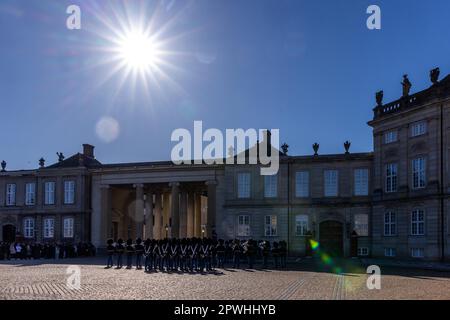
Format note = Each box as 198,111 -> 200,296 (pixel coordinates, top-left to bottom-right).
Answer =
375,90 -> 383,106
402,74 -> 412,97
430,67 -> 440,85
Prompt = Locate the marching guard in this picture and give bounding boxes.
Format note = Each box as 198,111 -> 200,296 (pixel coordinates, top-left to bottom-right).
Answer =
115,239 -> 124,269
125,239 -> 135,269
135,238 -> 144,270
106,239 -> 115,268
104,237 -> 289,273
143,239 -> 153,272
232,239 -> 242,269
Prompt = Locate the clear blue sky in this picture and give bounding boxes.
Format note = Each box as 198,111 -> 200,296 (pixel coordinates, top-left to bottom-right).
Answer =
1,0 -> 450,169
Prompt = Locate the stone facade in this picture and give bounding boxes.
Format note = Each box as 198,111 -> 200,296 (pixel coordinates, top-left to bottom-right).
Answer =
1,72 -> 450,261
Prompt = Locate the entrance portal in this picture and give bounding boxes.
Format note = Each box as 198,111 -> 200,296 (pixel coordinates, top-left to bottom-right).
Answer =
319,221 -> 344,257
2,224 -> 16,242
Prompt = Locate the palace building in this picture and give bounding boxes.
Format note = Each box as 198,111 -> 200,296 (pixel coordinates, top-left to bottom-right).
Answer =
1,69 -> 450,261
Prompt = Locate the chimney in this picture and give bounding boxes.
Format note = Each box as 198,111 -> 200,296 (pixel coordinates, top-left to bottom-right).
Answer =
83,144 -> 95,158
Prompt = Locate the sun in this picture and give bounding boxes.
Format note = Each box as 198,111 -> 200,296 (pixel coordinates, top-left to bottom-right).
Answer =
85,1 -> 187,103
118,31 -> 160,71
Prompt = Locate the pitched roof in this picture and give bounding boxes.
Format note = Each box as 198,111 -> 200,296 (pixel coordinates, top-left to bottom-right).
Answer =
45,153 -> 102,169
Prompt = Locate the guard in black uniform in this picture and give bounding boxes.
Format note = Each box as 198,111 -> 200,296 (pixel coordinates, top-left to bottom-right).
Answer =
261,241 -> 271,269
189,238 -> 200,272
135,238 -> 144,270
272,241 -> 280,269
232,239 -> 242,269
169,238 -> 179,271
143,239 -> 152,272
160,239 -> 170,271
115,239 -> 124,269
179,239 -> 189,272
216,239 -> 226,268
125,239 -> 135,269
106,239 -> 115,268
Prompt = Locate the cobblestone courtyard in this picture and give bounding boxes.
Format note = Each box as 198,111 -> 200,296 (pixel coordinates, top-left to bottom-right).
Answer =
1,258 -> 449,300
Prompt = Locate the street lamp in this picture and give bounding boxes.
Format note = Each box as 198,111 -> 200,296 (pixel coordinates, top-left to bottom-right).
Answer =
165,224 -> 169,239
201,225 -> 206,238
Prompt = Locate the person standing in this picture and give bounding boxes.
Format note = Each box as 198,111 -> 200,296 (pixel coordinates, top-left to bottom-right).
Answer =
262,241 -> 271,269
216,239 -> 226,268
135,238 -> 144,270
143,239 -> 152,272
115,239 -> 124,269
125,239 -> 135,269
232,240 -> 242,269
272,242 -> 280,269
106,239 -> 115,268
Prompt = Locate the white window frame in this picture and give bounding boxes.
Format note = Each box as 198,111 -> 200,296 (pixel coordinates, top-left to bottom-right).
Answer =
23,218 -> 35,238
354,168 -> 369,196
357,247 -> 369,256
384,248 -> 396,257
237,215 -> 250,237
324,170 -> 338,197
385,163 -> 398,193
411,121 -> 427,137
43,218 -> 55,239
63,217 -> 74,238
44,181 -> 56,205
264,175 -> 277,198
384,130 -> 398,144
6,183 -> 16,206
295,171 -> 309,198
237,172 -> 251,199
384,211 -> 396,236
354,214 -> 369,236
412,157 -> 426,189
64,180 -> 75,204
264,215 -> 277,237
25,183 -> 36,206
411,248 -> 424,258
411,209 -> 425,236
295,215 -> 308,236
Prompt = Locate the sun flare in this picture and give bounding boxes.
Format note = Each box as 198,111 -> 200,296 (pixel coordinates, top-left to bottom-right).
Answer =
118,31 -> 160,71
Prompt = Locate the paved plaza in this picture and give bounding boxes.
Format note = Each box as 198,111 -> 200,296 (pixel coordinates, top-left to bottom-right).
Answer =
0,257 -> 449,300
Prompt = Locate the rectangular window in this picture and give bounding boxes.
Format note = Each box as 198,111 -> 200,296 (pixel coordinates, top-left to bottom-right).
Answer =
237,215 -> 250,237
23,218 -> 35,238
354,168 -> 369,196
64,180 -> 75,204
385,163 -> 398,193
412,158 -> 426,189
25,183 -> 36,206
411,121 -> 427,137
264,175 -> 277,198
63,218 -> 74,238
43,218 -> 55,238
384,130 -> 398,144
411,248 -> 424,258
295,171 -> 309,198
384,212 -> 396,236
384,248 -> 396,257
44,181 -> 56,205
295,215 -> 308,236
237,173 -> 251,198
264,215 -> 277,237
354,214 -> 369,236
411,209 -> 425,235
324,170 -> 338,197
357,247 -> 369,256
6,183 -> 16,206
